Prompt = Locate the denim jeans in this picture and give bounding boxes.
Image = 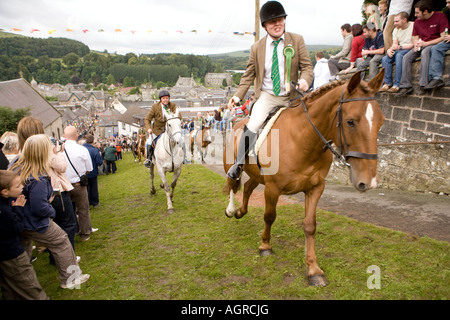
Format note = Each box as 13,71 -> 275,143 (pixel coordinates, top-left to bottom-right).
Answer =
220,119 -> 229,131
429,41 -> 450,81
382,49 -> 410,87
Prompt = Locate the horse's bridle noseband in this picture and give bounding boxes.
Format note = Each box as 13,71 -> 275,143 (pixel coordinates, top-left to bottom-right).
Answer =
290,81 -> 379,167
164,117 -> 182,143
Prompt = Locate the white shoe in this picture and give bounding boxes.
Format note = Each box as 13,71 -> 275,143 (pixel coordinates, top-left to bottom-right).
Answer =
60,273 -> 90,289
91,228 -> 99,232
76,256 -> 81,263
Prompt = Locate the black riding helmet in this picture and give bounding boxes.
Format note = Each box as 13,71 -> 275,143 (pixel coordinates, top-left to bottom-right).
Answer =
158,90 -> 170,99
260,1 -> 287,26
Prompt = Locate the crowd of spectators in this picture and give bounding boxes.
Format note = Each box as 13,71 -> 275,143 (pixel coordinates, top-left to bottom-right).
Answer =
313,0 -> 449,98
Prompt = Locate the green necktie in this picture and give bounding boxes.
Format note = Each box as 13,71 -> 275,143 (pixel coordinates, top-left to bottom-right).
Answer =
271,39 -> 281,96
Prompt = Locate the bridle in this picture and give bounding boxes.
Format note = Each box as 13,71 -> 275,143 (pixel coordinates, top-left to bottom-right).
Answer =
161,117 -> 183,172
164,117 -> 182,144
290,81 -> 379,167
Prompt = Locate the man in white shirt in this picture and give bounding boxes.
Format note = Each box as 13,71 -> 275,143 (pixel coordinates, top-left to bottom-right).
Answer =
313,52 -> 332,90
63,126 -> 94,241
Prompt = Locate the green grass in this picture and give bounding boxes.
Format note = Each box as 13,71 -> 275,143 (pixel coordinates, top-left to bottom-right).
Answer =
26,153 -> 450,299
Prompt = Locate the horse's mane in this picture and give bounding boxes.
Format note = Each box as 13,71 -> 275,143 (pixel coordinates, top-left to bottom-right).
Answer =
302,78 -> 372,104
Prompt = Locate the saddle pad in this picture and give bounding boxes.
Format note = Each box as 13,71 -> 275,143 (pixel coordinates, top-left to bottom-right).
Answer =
251,107 -> 287,157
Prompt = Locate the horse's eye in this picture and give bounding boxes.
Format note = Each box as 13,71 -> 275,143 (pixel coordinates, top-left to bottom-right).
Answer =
346,120 -> 355,127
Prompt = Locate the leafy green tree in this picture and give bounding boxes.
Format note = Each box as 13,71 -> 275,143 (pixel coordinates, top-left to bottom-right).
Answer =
63,52 -> 80,66
0,106 -> 31,136
106,74 -> 115,85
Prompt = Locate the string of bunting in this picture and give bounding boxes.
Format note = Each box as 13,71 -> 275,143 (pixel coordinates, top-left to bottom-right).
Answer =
1,27 -> 256,36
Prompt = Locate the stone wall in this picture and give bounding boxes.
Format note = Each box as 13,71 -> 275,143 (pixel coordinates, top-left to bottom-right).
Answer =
327,53 -> 450,194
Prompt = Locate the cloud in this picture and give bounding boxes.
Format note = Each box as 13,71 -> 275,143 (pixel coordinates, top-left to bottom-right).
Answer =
0,0 -> 364,55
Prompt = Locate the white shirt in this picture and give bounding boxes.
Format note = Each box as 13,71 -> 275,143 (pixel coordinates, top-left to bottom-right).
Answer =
262,34 -> 286,96
313,58 -> 332,90
63,140 -> 93,183
388,0 -> 414,16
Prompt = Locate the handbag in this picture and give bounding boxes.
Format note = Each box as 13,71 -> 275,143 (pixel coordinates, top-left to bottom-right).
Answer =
64,149 -> 89,186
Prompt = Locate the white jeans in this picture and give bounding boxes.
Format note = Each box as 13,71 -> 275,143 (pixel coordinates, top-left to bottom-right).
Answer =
246,91 -> 290,133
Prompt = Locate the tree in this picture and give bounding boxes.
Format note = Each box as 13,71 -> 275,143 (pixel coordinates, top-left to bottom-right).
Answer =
0,106 -> 31,136
106,74 -> 115,85
63,52 -> 80,66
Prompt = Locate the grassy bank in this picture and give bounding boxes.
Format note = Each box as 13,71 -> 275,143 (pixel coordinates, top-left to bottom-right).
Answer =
28,152 -> 449,300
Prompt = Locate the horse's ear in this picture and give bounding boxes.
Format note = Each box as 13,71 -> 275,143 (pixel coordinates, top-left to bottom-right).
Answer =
368,68 -> 385,92
346,71 -> 362,94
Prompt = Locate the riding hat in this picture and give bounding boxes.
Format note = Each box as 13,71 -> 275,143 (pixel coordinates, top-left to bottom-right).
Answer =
158,90 -> 170,99
260,1 -> 287,26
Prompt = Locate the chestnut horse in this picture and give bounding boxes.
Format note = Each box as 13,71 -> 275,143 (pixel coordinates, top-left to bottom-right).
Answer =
223,70 -> 385,287
136,133 -> 146,164
190,126 -> 213,163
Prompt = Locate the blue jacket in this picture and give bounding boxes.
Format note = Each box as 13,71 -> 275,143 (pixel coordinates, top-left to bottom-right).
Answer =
22,175 -> 55,233
0,197 -> 25,261
83,143 -> 104,178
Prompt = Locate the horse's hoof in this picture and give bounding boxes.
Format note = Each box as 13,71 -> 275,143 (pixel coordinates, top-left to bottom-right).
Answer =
308,274 -> 328,287
167,208 -> 175,214
224,210 -> 234,218
150,188 -> 156,195
160,183 -> 164,189
259,249 -> 274,257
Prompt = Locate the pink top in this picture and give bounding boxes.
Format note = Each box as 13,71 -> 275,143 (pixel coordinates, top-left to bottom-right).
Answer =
48,152 -> 73,192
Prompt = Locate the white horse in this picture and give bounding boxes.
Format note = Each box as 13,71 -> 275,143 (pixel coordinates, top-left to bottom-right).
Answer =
149,111 -> 184,213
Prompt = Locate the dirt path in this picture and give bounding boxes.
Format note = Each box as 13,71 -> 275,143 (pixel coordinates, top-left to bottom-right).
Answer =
205,163 -> 450,243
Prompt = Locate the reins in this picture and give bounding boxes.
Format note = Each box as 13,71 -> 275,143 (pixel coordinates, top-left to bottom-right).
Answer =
289,81 -> 378,167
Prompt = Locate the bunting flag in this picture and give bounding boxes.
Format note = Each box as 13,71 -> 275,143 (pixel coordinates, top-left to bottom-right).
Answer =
4,26 -> 258,37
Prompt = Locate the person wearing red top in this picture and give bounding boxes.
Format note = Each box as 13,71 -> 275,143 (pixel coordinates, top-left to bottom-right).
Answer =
343,24 -> 365,75
397,0 -> 449,96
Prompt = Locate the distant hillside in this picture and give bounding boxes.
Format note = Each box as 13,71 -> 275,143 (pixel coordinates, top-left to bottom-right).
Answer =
209,45 -> 341,70
0,30 -> 26,38
0,33 -> 90,58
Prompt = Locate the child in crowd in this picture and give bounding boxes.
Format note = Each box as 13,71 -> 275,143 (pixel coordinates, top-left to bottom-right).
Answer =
10,134 -> 90,289
0,170 -> 48,299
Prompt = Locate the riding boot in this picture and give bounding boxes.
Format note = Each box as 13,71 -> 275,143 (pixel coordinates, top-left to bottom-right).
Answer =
227,125 -> 257,180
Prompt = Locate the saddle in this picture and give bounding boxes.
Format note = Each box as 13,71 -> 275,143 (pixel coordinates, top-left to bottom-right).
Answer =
252,106 -> 287,156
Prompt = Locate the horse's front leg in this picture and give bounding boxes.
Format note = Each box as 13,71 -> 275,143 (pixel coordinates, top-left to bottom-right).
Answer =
158,167 -> 174,213
259,184 -> 280,256
235,177 -> 259,219
170,166 -> 182,200
304,183 -> 328,287
202,145 -> 208,163
149,163 -> 156,194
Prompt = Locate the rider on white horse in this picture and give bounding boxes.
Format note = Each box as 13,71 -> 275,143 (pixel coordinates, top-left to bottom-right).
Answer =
144,90 -> 190,167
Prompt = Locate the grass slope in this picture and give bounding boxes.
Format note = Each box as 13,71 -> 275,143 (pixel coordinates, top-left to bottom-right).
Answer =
26,152 -> 449,300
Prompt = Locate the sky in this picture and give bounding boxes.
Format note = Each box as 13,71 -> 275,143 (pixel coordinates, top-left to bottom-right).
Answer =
0,0 -> 365,55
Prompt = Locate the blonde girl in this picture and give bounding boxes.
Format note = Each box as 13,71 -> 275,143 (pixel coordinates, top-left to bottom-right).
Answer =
10,134 -> 90,289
